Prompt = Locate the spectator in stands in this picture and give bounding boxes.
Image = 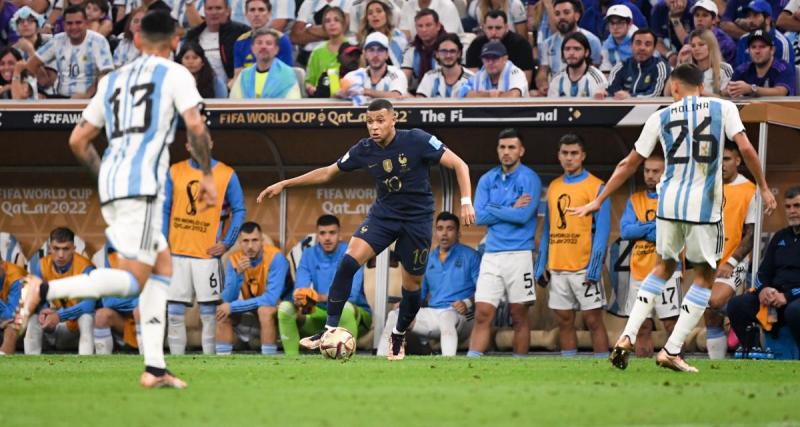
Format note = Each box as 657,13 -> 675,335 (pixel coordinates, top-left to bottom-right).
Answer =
688,0 -> 736,64
291,0 -> 352,66
233,0 -> 293,81
0,257 -> 25,355
85,0 -> 112,37
619,154 -> 679,357
468,0 -> 528,34
600,5 -> 636,72
528,0 -> 555,58
112,6 -> 144,68
402,9 -> 446,90
462,40 -> 528,97
25,227 -> 96,355
416,33 -> 474,98
673,28 -> 733,95
548,31 -> 608,98
535,134 -> 610,358
727,186 -> 800,352
308,42 -> 361,97
93,244 -> 141,355
734,0 -> 794,66
651,0 -> 694,65
468,128 -> 540,358
338,32 -> 408,102
727,29 -> 796,95
357,0 -> 408,68
184,0 -> 250,83
535,0 -> 602,96
398,0 -> 463,39
305,7 -> 348,97
279,215 -> 372,356
466,10 -> 535,85
379,212 -> 479,357
112,0 -> 170,36
0,0 -> 19,46
776,0 -> 800,38
607,28 -> 670,98
177,41 -> 229,98
722,0 -> 785,39
0,46 -> 37,99
217,222 -> 289,355
581,0 -> 646,41
230,28 -> 300,98
264,0 -> 294,32
10,6 -> 50,60
27,5 -> 113,99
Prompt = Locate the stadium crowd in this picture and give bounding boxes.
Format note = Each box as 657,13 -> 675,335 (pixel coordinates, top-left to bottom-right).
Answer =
1,0 -> 800,100
1,127 -> 799,358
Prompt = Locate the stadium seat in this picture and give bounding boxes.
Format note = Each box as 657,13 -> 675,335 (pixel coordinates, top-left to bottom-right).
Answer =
293,67 -> 308,98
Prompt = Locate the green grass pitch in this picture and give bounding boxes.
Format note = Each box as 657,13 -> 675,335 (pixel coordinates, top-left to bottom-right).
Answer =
1,355 -> 797,427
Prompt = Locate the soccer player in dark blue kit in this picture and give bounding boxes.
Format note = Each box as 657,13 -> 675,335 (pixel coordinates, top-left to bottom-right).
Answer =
257,99 -> 475,360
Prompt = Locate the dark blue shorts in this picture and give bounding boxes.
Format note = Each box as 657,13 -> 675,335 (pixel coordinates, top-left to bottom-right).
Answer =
353,215 -> 432,275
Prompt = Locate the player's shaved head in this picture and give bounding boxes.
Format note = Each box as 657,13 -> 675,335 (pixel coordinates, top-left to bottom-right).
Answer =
140,10 -> 175,44
368,98 -> 394,112
671,63 -> 704,87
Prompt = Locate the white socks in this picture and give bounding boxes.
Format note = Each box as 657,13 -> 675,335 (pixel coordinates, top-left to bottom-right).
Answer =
139,275 -> 169,369
199,307 -> 217,355
622,274 -> 666,344
94,327 -> 113,355
47,269 -> 139,301
665,285 -> 711,355
167,303 -> 187,355
77,314 -> 94,355
706,334 -> 728,359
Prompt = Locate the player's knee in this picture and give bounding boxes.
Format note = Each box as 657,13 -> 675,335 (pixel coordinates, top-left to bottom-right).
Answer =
78,313 -> 94,331
95,308 -> 112,327
582,312 -> 606,331
708,293 -> 728,311
342,302 -> 356,316
474,305 -> 495,324
509,305 -> 530,325
277,301 -> 297,319
258,306 -> 277,323
199,303 -> 216,317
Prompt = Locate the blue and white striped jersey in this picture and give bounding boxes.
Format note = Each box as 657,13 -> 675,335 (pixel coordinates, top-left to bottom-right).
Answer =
35,30 -> 114,97
416,67 -> 474,98
547,65 -> 607,98
82,55 -> 203,204
634,96 -> 745,224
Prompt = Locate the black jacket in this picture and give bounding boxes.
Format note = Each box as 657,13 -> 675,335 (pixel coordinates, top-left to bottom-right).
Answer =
185,20 -> 250,79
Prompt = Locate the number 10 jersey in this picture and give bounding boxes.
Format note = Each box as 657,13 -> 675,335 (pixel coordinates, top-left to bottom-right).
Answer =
634,96 -> 745,224
82,55 -> 204,204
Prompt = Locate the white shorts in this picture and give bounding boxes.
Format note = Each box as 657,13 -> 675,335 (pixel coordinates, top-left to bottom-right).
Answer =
548,270 -> 606,311
412,307 -> 472,341
101,195 -> 168,266
656,218 -> 722,268
474,251 -> 536,307
168,256 -> 223,304
715,257 -> 750,292
625,272 -> 682,319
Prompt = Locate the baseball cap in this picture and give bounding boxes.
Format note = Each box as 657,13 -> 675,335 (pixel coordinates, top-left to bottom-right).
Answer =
364,32 -> 389,50
339,42 -> 362,56
605,4 -> 633,20
690,0 -> 719,15
748,29 -> 774,46
745,0 -> 772,15
480,40 -> 507,58
10,6 -> 44,32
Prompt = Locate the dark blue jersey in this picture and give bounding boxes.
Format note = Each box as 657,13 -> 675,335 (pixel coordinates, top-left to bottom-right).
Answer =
337,128 -> 446,220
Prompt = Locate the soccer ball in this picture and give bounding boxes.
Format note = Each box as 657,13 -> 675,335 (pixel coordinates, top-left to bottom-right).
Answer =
320,327 -> 356,360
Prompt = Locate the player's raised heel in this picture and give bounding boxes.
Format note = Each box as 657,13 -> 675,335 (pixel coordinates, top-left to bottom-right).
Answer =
656,349 -> 698,373
387,333 -> 406,361
14,275 -> 45,337
609,336 -> 633,370
299,331 -> 325,350
140,371 -> 188,389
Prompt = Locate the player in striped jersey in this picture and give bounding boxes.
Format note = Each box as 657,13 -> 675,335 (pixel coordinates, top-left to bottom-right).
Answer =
16,10 -> 217,389
547,32 -> 608,98
571,63 -> 776,372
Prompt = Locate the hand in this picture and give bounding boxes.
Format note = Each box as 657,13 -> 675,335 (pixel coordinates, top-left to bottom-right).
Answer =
305,83 -> 316,96
206,241 -> 226,257
234,255 -> 251,273
716,262 -> 733,279
13,39 -> 34,56
537,270 -> 550,287
461,203 -> 476,226
257,181 -> 285,203
513,194 -> 532,208
293,288 -> 319,314
216,303 -> 231,321
529,88 -> 544,97
451,300 -> 468,315
14,59 -> 28,73
613,90 -> 631,100
197,174 -> 218,212
487,89 -> 501,98
593,89 -> 607,100
677,44 -> 692,64
772,292 -> 787,308
760,187 -> 777,216
794,8 -> 800,19
758,287 -> 778,305
568,199 -> 601,217
40,309 -> 60,331
726,80 -> 749,98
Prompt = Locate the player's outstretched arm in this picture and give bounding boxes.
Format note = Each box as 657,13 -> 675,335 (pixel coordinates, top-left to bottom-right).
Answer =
439,149 -> 476,226
257,163 -> 341,203
68,119 -> 103,176
182,106 -> 217,209
732,132 -> 777,216
569,149 -> 645,217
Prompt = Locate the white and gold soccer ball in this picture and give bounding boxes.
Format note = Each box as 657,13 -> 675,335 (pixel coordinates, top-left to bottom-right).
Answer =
320,327 -> 356,360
